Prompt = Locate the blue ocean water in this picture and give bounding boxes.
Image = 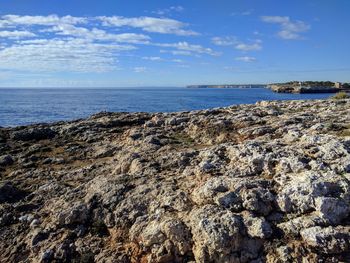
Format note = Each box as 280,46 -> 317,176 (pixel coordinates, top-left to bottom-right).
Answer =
0,87 -> 334,127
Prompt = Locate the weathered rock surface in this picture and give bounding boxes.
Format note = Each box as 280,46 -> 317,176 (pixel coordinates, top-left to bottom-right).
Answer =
0,99 -> 349,262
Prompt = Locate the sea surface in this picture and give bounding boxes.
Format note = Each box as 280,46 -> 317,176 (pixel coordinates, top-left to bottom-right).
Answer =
0,87 -> 334,127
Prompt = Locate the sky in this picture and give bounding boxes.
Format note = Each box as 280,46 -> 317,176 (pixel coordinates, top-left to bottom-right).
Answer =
0,0 -> 349,87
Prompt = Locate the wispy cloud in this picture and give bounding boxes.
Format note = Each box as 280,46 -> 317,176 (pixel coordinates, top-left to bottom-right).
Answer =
0,14 -> 217,74
211,36 -> 238,46
0,14 -> 87,27
0,30 -> 36,38
99,16 -> 198,36
235,41 -> 262,51
261,16 -> 310,40
141,56 -> 185,64
142,56 -> 162,61
231,9 -> 254,16
49,24 -> 150,44
157,41 -> 221,56
212,36 -> 262,51
134,66 -> 146,73
241,10 -> 253,16
0,38 -> 134,72
160,49 -> 193,56
235,56 -> 256,62
152,6 -> 184,16
172,59 -> 183,63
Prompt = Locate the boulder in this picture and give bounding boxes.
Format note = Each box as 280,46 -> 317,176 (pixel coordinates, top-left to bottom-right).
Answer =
57,204 -> 89,226
301,226 -> 350,254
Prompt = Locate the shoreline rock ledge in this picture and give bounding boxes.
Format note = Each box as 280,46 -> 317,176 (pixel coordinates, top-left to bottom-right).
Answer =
0,99 -> 350,262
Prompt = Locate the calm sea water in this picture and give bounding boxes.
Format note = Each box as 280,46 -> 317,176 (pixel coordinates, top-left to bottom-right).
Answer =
0,87 -> 333,127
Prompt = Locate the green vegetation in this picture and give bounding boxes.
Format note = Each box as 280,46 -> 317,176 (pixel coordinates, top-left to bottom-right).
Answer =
343,83 -> 350,89
331,92 -> 350,100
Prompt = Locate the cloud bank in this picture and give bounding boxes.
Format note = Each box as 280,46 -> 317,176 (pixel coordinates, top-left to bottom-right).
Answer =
0,14 -> 213,73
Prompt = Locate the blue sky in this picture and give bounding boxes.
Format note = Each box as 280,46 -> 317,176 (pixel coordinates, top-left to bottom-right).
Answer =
0,0 -> 349,87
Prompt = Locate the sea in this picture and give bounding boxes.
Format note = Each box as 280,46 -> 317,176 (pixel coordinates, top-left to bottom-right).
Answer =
0,86 -> 334,127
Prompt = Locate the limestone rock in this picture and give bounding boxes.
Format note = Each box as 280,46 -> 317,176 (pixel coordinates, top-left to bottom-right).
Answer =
0,99 -> 349,262
301,226 -> 350,253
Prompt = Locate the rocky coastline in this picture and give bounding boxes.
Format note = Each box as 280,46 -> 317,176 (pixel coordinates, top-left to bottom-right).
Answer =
0,98 -> 350,262
268,81 -> 350,94
187,85 -> 263,89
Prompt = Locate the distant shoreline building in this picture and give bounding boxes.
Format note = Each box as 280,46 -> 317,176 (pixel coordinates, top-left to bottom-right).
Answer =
334,82 -> 342,89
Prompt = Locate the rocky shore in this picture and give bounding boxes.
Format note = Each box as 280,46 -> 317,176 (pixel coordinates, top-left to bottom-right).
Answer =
187,85 -> 263,89
268,81 -> 350,94
0,99 -> 350,262
269,84 -> 339,94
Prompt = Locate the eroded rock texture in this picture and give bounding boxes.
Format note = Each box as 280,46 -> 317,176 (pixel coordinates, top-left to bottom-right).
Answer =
0,99 -> 350,262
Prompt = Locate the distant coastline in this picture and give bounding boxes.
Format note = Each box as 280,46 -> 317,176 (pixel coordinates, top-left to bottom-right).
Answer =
188,81 -> 350,94
267,81 -> 350,94
187,84 -> 266,89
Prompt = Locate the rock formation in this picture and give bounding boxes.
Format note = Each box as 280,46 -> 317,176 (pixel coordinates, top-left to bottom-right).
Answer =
268,81 -> 350,94
0,99 -> 349,262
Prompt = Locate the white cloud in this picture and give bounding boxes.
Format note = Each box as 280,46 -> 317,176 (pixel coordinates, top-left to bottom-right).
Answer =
261,16 -> 289,24
160,49 -> 193,56
142,56 -> 162,61
278,30 -> 300,40
0,14 -> 216,74
134,66 -> 146,73
235,56 -> 256,62
141,56 -> 184,63
211,36 -> 238,46
0,38 -> 135,72
99,16 -> 198,36
231,9 -> 254,16
0,14 -> 87,27
172,59 -> 183,63
49,24 -> 150,44
152,6 -> 184,16
235,42 -> 262,51
0,30 -> 36,38
157,41 -> 221,56
261,16 -> 310,40
212,36 -> 262,51
107,33 -> 150,44
170,6 -> 184,12
1,14 -> 198,37
241,10 -> 253,16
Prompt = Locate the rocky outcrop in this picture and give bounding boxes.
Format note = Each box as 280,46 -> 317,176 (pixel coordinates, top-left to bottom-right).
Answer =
0,99 -> 349,262
269,84 -> 340,93
268,81 -> 350,94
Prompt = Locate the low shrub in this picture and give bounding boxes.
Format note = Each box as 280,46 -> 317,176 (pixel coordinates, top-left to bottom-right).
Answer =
331,92 -> 349,100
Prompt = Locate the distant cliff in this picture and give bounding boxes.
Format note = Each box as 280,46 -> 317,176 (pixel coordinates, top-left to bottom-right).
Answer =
268,81 -> 350,93
187,84 -> 265,89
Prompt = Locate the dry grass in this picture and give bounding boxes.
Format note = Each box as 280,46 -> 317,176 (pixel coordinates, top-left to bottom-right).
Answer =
331,92 -> 349,100
336,124 -> 350,137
